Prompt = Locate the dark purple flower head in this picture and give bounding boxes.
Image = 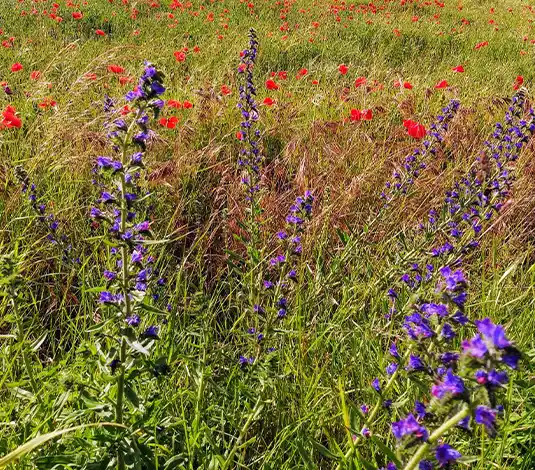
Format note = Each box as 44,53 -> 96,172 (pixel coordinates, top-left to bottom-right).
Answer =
406,354 -> 426,372
475,406 -> 497,435
475,318 -> 511,349
414,401 -> 427,420
126,314 -> 140,327
372,378 -> 381,392
462,334 -> 488,358
143,325 -> 159,339
435,443 -> 461,467
431,369 -> 464,399
391,414 -> 428,441
419,461 -> 433,470
389,342 -> 400,359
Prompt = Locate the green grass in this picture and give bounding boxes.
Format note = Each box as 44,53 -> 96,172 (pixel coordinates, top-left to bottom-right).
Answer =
0,0 -> 535,468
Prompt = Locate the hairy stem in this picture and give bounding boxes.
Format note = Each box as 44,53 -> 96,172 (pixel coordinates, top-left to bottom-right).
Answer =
402,404 -> 470,470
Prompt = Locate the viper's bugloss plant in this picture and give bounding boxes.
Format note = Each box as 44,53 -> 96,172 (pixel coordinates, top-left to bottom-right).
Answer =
14,165 -> 78,266
381,269 -> 521,470
88,61 -> 169,470
241,191 -> 314,365
237,28 -> 263,251
381,100 -> 460,205
329,91 -> 532,470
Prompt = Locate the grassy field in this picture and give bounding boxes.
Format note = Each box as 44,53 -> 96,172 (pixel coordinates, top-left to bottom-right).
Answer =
0,0 -> 534,468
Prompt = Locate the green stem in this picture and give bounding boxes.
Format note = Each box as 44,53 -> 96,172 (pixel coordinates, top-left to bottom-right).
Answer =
336,346 -> 411,470
115,106 -> 143,470
222,394 -> 263,470
402,404 -> 470,470
14,304 -> 39,396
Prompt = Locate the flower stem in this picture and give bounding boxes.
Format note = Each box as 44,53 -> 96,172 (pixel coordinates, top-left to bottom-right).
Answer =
402,404 -> 470,470
114,107 -> 141,470
14,301 -> 38,396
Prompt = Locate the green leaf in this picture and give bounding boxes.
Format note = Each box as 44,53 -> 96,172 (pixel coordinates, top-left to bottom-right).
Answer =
310,439 -> 341,461
125,384 -> 139,408
369,437 -> 401,467
295,439 -> 317,470
0,423 -> 125,468
138,302 -> 168,316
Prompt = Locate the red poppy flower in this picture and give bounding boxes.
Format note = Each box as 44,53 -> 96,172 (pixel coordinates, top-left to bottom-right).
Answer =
84,72 -> 97,80
338,64 -> 349,75
475,41 -> 488,50
403,119 -> 426,139
183,101 -> 193,109
513,75 -> 524,90
159,116 -> 179,129
174,51 -> 186,62
236,131 -> 244,140
451,65 -> 464,72
296,68 -> 308,79
361,109 -> 373,120
311,79 -> 319,85
1,105 -> 22,129
354,76 -> 367,88
38,97 -> 57,109
96,29 -> 106,36
167,100 -> 182,109
350,109 -> 372,121
30,70 -> 41,80
119,76 -> 133,86
11,63 -> 23,72
350,109 -> 362,121
434,80 -> 449,89
221,85 -> 232,96
72,12 -> 83,20
266,79 -> 279,90
278,71 -> 288,80
107,64 -> 125,74
263,97 -> 275,106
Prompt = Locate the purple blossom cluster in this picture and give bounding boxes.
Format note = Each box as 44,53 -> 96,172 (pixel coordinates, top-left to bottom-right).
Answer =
381,100 -> 460,204
14,165 -> 77,265
237,28 -> 262,201
341,92 -> 531,469
372,267 -> 521,469
425,89 -> 534,263
240,191 -> 314,365
90,62 -> 167,360
388,89 -> 534,306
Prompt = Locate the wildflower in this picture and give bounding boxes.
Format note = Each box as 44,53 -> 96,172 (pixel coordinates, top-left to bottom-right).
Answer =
338,64 -> 349,75
435,443 -> 461,467
372,378 -> 381,392
434,80 -> 449,89
108,64 -> 125,74
404,119 -> 426,139
431,369 -> 464,399
391,414 -> 428,441
142,326 -> 159,339
475,406 -> 497,435
406,355 -> 426,372
266,79 -> 279,90
1,106 -> 22,129
354,76 -> 367,88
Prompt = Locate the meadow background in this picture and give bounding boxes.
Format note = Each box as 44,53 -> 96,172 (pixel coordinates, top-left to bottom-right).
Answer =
0,0 -> 535,468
